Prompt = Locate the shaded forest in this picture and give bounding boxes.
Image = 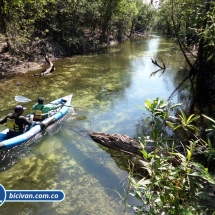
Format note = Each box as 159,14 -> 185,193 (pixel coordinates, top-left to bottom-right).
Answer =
1,0 -> 214,109
156,0 -> 215,115
0,0 -> 154,58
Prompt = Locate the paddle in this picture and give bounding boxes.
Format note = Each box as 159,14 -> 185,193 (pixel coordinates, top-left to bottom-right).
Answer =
14,95 -> 72,107
15,96 -> 36,103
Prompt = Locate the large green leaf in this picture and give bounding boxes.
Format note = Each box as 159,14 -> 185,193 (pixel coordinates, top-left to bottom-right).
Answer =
190,162 -> 215,185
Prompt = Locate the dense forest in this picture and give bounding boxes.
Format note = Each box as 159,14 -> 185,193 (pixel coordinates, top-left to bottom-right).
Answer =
1,0 -> 215,214
157,0 -> 215,115
0,0 -> 154,57
0,0 -> 214,106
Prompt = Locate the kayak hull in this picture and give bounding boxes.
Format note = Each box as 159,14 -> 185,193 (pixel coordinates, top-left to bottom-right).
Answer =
0,94 -> 72,150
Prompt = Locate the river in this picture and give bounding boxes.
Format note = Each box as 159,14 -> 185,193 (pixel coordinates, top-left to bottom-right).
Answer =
0,34 -> 189,214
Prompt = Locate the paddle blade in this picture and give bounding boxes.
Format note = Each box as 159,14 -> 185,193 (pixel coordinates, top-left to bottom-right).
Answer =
15,96 -> 32,102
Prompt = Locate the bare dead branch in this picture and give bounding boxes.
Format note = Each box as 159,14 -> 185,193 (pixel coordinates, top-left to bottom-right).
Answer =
34,54 -> 55,77
151,58 -> 166,69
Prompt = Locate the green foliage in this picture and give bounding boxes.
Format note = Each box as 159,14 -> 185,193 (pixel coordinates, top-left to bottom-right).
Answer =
155,0 -> 215,72
130,147 -> 215,214
174,110 -> 200,132
0,0 -> 155,56
196,115 -> 215,165
141,98 -> 181,139
154,0 -> 173,36
129,98 -> 215,214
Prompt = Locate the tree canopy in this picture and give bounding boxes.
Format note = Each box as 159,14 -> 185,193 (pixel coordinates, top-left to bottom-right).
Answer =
0,0 -> 154,57
156,0 -> 215,108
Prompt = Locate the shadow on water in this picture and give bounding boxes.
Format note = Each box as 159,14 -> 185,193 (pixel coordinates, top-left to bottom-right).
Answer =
65,123 -> 131,171
66,138 -> 127,197
67,125 -> 126,173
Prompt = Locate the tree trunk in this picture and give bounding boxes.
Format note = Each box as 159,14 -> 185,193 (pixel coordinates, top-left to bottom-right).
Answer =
88,132 -> 155,156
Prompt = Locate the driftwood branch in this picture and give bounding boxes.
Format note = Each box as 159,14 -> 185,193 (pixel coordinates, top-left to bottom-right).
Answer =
151,58 -> 166,70
34,55 -> 55,77
34,48 -> 55,77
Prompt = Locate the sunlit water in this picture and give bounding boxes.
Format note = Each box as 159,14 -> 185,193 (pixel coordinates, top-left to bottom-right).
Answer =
0,34 -> 190,214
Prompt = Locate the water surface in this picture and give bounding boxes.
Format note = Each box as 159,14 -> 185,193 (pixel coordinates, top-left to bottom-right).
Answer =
0,34 -> 189,214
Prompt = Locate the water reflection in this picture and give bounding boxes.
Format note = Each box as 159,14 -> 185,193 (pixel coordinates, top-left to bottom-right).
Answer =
0,34 -> 189,214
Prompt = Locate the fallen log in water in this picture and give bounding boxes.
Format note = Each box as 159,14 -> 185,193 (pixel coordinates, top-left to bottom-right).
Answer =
34,55 -> 55,77
88,132 -> 182,167
88,132 -> 155,156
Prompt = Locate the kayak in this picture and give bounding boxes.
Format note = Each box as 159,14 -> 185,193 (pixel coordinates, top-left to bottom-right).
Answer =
0,94 -> 73,150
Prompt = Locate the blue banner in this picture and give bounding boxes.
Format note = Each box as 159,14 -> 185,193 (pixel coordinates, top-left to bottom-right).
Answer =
0,184 -> 64,206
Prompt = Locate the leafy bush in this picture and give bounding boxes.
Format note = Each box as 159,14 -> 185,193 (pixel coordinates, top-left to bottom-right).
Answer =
129,98 -> 215,215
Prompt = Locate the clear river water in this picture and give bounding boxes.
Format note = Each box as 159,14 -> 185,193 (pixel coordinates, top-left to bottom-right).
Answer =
0,33 -> 190,214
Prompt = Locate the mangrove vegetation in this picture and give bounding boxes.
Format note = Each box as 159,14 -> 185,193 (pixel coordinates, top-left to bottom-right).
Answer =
0,0 -> 215,214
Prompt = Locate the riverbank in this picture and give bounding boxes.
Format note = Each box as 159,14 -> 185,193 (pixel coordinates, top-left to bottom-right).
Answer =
0,39 -> 58,75
0,37 -> 118,76
0,32 -> 146,76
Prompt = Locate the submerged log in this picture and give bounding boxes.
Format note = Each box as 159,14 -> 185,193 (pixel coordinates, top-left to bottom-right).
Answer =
88,132 -> 155,156
88,132 -> 181,167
